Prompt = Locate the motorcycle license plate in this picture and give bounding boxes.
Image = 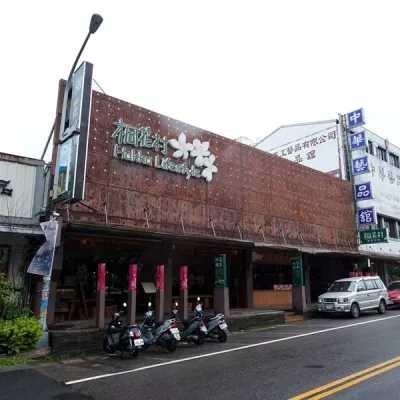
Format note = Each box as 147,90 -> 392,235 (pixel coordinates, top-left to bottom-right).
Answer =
220,323 -> 228,330
170,328 -> 179,334
200,326 -> 207,332
134,339 -> 144,346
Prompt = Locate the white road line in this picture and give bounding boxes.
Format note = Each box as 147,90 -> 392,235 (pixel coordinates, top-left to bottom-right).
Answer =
65,314 -> 400,386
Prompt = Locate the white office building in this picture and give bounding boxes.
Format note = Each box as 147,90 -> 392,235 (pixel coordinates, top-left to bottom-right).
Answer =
255,110 -> 400,280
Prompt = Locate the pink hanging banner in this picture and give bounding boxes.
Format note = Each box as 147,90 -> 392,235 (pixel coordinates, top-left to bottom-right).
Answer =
180,266 -> 188,291
358,272 -> 363,277
156,265 -> 165,291
364,272 -> 371,276
349,272 -> 355,277
129,264 -> 137,291
97,263 -> 106,292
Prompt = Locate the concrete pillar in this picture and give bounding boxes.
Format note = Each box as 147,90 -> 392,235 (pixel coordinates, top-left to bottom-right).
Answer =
155,265 -> 164,320
163,242 -> 173,314
214,288 -> 230,316
127,264 -> 137,325
245,249 -> 254,308
96,263 -> 106,328
46,240 -> 64,326
302,254 -> 311,304
292,286 -> 306,314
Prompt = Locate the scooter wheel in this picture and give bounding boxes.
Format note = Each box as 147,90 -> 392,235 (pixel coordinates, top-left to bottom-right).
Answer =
103,338 -> 116,354
194,330 -> 205,346
166,338 -> 178,353
218,329 -> 227,343
130,348 -> 139,358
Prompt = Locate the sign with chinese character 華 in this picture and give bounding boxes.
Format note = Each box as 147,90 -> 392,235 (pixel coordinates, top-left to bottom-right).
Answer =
357,207 -> 376,226
359,228 -> 389,245
292,257 -> 303,286
214,254 -> 227,288
354,182 -> 373,201
112,119 -> 218,183
346,108 -> 366,129
349,131 -> 368,150
352,156 -> 369,175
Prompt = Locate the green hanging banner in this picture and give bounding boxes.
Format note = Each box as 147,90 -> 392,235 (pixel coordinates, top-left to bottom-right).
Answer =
214,254 -> 227,288
292,256 -> 304,286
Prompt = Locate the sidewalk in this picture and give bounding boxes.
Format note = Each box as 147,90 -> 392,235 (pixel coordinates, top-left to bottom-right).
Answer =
0,366 -> 93,400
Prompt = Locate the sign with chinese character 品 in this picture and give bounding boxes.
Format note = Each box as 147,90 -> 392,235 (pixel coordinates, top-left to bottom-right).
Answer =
349,131 -> 368,150
214,254 -> 227,288
355,182 -> 373,201
346,108 -> 366,129
292,257 -> 303,286
112,119 -> 218,183
357,207 -> 376,225
352,156 -> 369,175
359,228 -> 389,244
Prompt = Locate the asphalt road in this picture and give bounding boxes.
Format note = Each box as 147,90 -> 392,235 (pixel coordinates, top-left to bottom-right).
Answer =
2,309 -> 400,399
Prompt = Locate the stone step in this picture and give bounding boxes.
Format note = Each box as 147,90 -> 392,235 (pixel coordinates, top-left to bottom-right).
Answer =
285,315 -> 305,323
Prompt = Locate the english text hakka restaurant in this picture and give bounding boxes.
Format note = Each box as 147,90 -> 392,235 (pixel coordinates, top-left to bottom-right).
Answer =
45,62 -> 359,326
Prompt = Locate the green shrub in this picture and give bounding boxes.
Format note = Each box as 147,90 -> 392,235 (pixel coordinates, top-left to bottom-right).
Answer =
0,317 -> 42,354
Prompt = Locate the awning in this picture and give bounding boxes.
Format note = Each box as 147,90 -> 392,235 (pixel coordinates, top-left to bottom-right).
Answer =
0,225 -> 43,235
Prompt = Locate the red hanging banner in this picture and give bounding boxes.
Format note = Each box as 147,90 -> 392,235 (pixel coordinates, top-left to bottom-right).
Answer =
156,265 -> 164,291
97,263 -> 106,292
180,266 -> 188,291
129,264 -> 137,291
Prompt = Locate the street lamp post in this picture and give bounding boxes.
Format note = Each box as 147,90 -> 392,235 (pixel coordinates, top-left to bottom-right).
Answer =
40,14 -> 103,160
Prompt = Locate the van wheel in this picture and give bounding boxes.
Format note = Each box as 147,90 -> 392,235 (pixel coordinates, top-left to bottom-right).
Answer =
350,303 -> 360,318
378,300 -> 386,314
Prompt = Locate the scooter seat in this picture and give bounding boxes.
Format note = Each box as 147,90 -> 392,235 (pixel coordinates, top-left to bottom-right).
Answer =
154,321 -> 164,328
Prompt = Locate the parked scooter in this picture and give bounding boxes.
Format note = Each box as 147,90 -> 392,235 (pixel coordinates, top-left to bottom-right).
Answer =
194,297 -> 228,342
103,302 -> 144,357
140,302 -> 180,352
171,301 -> 207,346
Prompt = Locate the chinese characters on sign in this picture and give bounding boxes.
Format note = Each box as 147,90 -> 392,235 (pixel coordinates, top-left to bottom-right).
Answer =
346,108 -> 366,129
273,129 -> 337,164
359,228 -> 388,245
292,257 -> 303,286
352,156 -> 369,175
354,182 -> 373,200
112,119 -> 218,182
0,180 -> 12,196
357,207 -> 376,225
214,254 -> 227,288
349,131 -> 368,150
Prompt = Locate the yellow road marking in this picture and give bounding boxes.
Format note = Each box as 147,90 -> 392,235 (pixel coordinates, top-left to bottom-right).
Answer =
289,355 -> 400,400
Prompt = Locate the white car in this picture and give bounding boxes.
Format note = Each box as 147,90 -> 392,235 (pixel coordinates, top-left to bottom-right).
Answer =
318,276 -> 390,318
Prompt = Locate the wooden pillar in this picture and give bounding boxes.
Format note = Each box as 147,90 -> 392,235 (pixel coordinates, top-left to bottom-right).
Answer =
245,249 -> 254,308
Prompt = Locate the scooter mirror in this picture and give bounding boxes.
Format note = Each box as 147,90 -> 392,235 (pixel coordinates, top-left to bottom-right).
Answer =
175,302 -> 179,307
122,302 -> 127,307
148,302 -> 152,307
197,297 -> 200,301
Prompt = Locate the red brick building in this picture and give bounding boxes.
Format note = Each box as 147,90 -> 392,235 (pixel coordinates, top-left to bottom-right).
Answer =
47,80 -> 357,323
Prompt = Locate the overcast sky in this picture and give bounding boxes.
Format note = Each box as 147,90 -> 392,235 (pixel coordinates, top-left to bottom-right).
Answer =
1,0 -> 399,161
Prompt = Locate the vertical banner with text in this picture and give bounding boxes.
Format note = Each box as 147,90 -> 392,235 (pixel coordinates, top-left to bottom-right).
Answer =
156,265 -> 165,291
97,263 -> 106,292
128,264 -> 137,291
214,254 -> 227,288
292,257 -> 304,286
180,266 -> 188,291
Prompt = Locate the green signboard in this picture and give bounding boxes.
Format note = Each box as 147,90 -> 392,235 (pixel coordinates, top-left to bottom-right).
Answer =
292,257 -> 303,287
359,228 -> 388,245
214,254 -> 227,288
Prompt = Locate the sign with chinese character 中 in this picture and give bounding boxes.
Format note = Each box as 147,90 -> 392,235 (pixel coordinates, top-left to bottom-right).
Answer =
292,257 -> 303,286
355,182 -> 373,201
352,156 -> 369,175
359,228 -> 389,245
349,131 -> 368,150
346,108 -> 366,128
357,207 -> 376,225
112,119 -> 218,183
214,254 -> 227,288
